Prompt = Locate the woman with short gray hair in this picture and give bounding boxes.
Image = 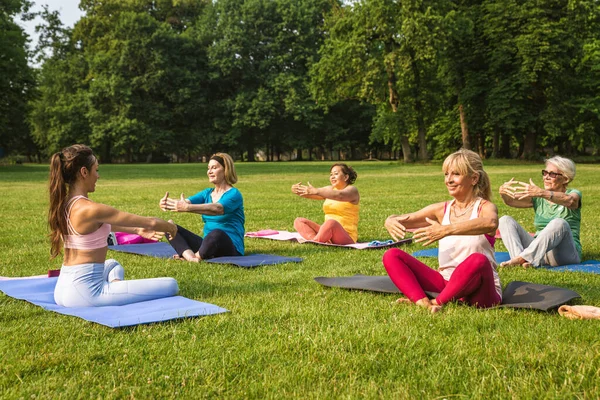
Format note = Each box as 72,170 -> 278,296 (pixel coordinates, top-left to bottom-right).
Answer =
498,156 -> 582,267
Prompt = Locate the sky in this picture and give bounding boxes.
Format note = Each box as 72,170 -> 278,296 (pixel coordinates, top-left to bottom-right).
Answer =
16,0 -> 85,48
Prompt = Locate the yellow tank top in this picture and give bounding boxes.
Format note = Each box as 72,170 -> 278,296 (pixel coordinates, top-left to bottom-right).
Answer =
323,198 -> 360,242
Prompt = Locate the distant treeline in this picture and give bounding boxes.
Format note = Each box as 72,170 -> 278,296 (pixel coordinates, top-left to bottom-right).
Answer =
2,0 -> 600,163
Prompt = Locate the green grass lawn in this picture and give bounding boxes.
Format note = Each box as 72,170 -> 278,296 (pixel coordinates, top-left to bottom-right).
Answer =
1,161 -> 599,399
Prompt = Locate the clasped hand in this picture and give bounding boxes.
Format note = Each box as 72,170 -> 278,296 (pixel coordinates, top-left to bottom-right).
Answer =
137,224 -> 177,241
499,178 -> 543,200
385,216 -> 445,245
413,218 -> 446,246
291,182 -> 316,196
159,191 -> 189,212
384,215 -> 408,242
137,228 -> 165,241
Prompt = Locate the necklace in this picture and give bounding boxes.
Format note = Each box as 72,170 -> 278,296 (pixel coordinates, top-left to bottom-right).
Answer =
453,199 -> 476,218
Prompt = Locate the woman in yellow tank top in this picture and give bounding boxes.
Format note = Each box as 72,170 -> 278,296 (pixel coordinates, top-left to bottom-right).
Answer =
291,163 -> 360,244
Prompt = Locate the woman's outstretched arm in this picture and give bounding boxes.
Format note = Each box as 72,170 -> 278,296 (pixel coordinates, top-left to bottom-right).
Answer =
161,192 -> 224,215
385,202 -> 445,241
75,201 -> 177,239
499,178 -> 533,208
293,183 -> 359,204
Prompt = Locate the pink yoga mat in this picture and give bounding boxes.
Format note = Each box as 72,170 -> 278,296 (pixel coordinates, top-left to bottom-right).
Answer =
245,230 -> 412,249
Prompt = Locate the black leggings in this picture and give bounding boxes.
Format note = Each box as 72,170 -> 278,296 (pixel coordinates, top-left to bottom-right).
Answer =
167,225 -> 240,259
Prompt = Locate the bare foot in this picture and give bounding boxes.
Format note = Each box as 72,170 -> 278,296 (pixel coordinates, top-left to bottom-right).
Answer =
429,299 -> 442,313
500,256 -> 531,268
395,297 -> 442,313
173,254 -> 183,260
297,232 -> 316,242
416,297 -> 442,313
181,250 -> 201,262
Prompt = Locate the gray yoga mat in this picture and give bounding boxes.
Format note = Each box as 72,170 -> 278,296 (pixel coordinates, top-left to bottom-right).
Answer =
314,275 -> 580,311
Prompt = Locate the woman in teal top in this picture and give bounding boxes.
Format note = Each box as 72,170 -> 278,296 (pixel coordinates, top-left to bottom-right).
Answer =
497,156 -> 581,267
160,153 -> 245,261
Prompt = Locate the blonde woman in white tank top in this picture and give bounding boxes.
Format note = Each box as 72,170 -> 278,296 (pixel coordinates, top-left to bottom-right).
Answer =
382,149 -> 501,313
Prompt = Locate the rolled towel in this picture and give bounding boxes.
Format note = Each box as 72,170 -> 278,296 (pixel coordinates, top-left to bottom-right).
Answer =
558,305 -> 600,320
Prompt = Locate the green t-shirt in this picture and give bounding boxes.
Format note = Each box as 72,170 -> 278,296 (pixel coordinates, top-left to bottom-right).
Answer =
532,188 -> 582,258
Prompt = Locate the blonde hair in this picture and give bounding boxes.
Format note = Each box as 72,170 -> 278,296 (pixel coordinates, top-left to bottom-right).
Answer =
211,152 -> 238,185
442,149 -> 492,201
546,155 -> 575,184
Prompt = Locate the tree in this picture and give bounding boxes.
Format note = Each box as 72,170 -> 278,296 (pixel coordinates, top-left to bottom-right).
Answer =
311,0 -> 445,162
482,0 -> 586,159
207,0 -> 332,161
30,6 -> 91,156
0,0 -> 36,158
74,0 -> 212,162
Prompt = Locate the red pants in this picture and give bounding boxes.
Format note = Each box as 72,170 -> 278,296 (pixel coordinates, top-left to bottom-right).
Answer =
294,217 -> 354,245
382,248 -> 501,308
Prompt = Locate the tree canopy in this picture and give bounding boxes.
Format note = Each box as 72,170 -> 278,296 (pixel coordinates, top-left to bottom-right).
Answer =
2,0 -> 599,162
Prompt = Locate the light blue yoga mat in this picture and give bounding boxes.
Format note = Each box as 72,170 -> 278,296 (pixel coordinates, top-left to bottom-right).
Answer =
412,248 -> 600,273
108,242 -> 302,267
0,277 -> 228,328
412,248 -> 510,263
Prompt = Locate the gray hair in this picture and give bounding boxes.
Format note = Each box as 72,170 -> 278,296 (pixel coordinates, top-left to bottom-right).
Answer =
546,155 -> 576,184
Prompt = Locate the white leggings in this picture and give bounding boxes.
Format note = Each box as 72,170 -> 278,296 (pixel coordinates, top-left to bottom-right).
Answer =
498,216 -> 580,267
54,259 -> 179,307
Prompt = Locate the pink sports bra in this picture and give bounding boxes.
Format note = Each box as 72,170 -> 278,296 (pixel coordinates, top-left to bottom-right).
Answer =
63,195 -> 111,250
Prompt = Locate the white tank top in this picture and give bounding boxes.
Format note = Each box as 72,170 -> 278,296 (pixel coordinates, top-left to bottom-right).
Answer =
438,199 -> 502,298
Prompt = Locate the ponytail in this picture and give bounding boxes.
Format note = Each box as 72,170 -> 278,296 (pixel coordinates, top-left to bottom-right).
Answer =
473,169 -> 492,202
49,153 -> 67,258
48,145 -> 96,258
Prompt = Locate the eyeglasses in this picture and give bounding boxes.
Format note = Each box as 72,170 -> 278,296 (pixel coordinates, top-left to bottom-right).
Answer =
542,170 -> 563,179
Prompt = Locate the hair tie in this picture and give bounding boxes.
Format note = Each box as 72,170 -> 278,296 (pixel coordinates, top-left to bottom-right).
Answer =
210,155 -> 225,167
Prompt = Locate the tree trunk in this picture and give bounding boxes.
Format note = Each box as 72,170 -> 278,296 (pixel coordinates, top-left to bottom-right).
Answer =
522,130 -> 536,160
416,113 -> 428,161
246,132 -> 255,162
400,136 -> 412,163
477,132 -> 485,158
101,141 -> 112,163
459,103 -> 470,150
409,52 -> 428,161
516,138 -> 524,159
500,132 -> 510,158
491,128 -> 499,158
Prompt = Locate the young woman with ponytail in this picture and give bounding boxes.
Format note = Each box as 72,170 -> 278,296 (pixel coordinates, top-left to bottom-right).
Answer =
49,144 -> 179,307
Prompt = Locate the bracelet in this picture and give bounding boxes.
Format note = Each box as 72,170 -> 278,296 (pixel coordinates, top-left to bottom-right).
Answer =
549,191 -> 554,200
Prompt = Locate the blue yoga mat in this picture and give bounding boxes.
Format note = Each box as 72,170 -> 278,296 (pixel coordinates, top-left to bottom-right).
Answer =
412,248 -> 510,263
412,248 -> 600,273
412,248 -> 441,258
108,242 -> 302,267
109,242 -> 177,258
204,254 -> 302,267
0,277 -> 228,328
